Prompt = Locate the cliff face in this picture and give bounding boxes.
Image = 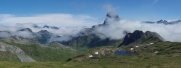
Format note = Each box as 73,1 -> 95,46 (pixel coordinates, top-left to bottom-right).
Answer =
118,30 -> 164,47
119,30 -> 143,46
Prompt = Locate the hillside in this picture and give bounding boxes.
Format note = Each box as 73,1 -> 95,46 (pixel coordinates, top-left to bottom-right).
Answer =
0,40 -> 79,62
0,13 -> 181,68
118,30 -> 164,47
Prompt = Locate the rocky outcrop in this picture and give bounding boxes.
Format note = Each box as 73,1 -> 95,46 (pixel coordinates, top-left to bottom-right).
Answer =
120,30 -> 143,46
118,30 -> 164,47
0,42 -> 36,62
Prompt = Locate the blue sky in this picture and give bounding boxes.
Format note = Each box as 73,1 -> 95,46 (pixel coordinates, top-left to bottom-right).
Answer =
0,0 -> 181,26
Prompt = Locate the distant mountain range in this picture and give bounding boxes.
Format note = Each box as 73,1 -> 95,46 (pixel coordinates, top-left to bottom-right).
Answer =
0,13 -> 173,49
143,19 -> 181,25
43,25 -> 59,29
0,13 -> 174,63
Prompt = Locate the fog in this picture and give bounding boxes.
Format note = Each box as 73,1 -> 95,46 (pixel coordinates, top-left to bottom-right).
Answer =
0,5 -> 181,43
93,18 -> 181,42
0,23 -> 86,43
0,17 -> 181,43
92,5 -> 181,42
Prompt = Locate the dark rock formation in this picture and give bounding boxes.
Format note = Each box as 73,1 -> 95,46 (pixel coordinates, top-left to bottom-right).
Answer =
18,28 -> 33,32
103,13 -> 120,25
118,30 -> 164,47
43,25 -> 59,30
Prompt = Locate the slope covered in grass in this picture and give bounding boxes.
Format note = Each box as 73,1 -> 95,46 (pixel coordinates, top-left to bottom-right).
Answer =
0,51 -> 20,62
1,41 -> 79,62
0,54 -> 181,68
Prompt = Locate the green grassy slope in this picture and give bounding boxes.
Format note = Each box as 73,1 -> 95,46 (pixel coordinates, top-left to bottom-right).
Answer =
0,54 -> 181,68
0,51 -> 20,62
1,41 -> 79,62
125,41 -> 181,55
1,39 -> 181,68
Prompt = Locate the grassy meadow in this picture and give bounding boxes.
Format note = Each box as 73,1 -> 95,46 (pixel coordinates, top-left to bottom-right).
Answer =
1,41 -> 181,68
0,54 -> 181,68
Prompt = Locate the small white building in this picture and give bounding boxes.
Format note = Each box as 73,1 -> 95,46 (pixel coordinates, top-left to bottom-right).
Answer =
95,52 -> 99,54
130,48 -> 134,50
150,43 -> 154,45
135,46 -> 139,48
154,51 -> 158,53
89,55 -> 93,57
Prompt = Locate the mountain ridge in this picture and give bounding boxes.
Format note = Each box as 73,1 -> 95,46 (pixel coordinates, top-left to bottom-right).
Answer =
144,19 -> 181,25
118,30 -> 164,47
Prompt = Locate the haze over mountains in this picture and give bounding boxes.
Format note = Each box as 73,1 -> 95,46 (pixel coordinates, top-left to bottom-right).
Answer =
0,11 -> 181,45
1,11 -> 179,62
0,3 -> 181,45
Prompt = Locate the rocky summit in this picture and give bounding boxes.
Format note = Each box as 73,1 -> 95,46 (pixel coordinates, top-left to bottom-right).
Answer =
118,30 -> 164,47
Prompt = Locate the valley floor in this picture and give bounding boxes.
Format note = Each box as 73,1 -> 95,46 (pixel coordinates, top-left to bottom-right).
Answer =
0,54 -> 181,68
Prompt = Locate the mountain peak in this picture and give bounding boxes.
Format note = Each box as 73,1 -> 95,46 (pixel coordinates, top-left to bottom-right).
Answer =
43,25 -> 59,30
144,19 -> 181,25
106,12 -> 119,18
103,13 -> 120,25
118,30 -> 163,47
38,30 -> 50,34
18,28 -> 33,32
32,24 -> 40,28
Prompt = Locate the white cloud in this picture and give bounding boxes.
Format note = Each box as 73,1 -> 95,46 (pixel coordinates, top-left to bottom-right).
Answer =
0,22 -> 87,42
0,14 -> 13,19
0,24 -> 36,38
0,25 -> 19,32
0,13 -> 98,27
103,4 -> 118,17
93,18 -> 181,42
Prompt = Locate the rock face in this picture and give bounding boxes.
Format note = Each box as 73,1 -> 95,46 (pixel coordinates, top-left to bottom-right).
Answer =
118,30 -> 164,47
119,30 -> 143,46
0,42 -> 36,62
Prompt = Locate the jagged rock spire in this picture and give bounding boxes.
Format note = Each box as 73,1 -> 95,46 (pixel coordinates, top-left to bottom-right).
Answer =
103,12 -> 120,25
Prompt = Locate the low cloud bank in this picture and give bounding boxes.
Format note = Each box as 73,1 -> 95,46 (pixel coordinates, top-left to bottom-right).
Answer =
93,18 -> 181,42
0,5 -> 181,43
0,18 -> 181,43
0,23 -> 86,42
